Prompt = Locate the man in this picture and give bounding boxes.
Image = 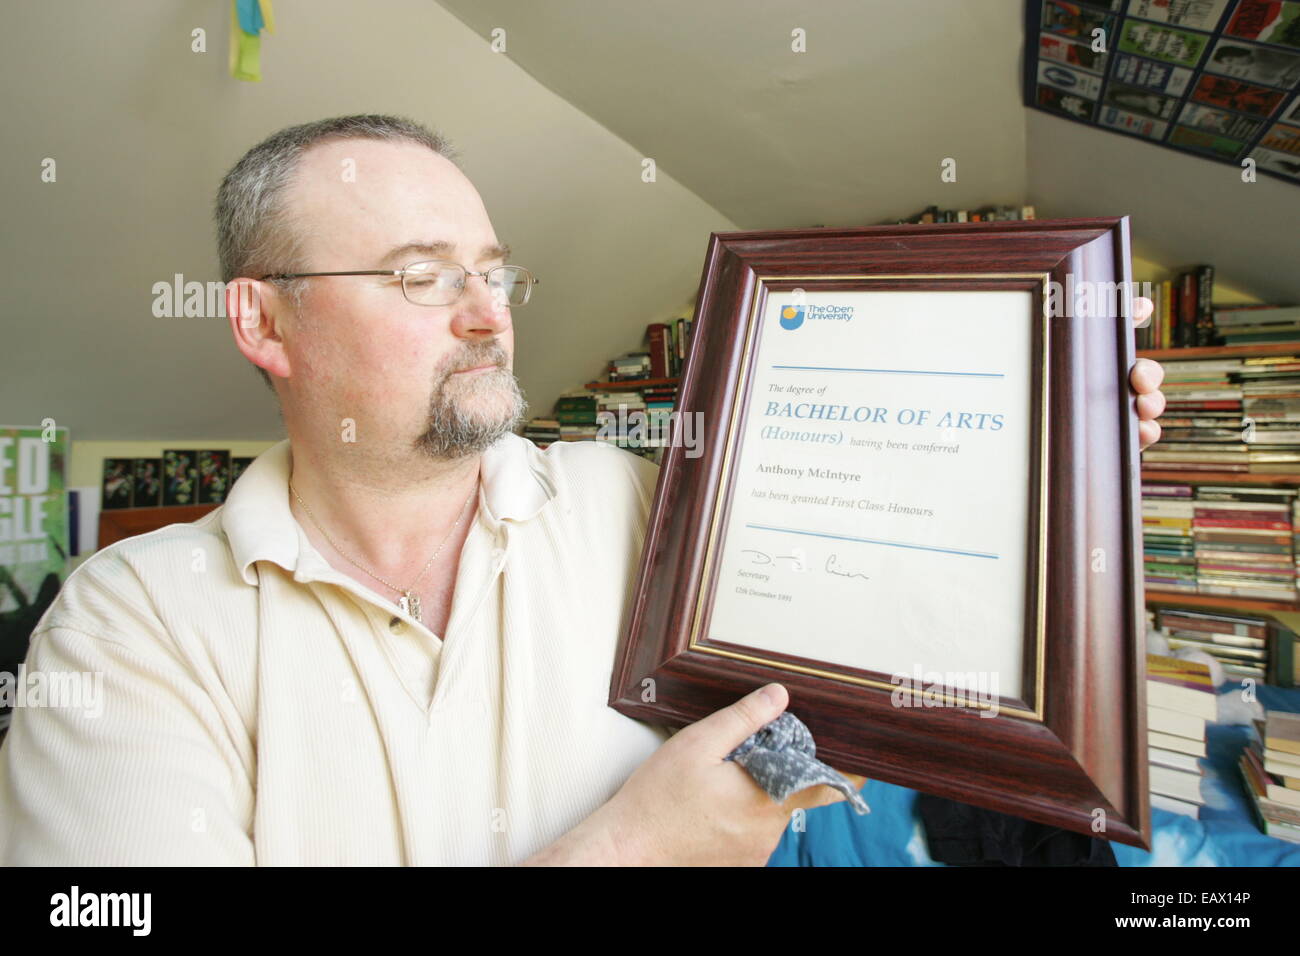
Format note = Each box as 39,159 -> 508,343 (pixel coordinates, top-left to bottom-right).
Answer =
0,115 -> 1166,865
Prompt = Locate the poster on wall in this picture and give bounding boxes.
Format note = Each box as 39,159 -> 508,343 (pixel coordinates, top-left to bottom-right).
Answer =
1025,0 -> 1300,186
0,424 -> 70,738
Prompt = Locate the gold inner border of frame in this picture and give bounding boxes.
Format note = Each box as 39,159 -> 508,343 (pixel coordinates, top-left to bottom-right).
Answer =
687,273 -> 1051,722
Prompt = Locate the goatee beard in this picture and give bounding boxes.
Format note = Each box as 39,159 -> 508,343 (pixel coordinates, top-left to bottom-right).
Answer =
413,346 -> 528,460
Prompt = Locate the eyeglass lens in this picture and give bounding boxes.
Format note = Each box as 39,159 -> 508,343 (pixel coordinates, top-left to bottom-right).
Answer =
402,261 -> 532,306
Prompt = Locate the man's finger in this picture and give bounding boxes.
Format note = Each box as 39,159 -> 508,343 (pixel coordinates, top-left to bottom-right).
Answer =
1132,296 -> 1154,327
679,683 -> 789,759
1130,356 -> 1165,393
1139,419 -> 1161,451
1136,389 -> 1166,422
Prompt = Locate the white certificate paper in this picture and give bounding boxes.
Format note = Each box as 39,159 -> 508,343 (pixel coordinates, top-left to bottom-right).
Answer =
704,287 -> 1040,699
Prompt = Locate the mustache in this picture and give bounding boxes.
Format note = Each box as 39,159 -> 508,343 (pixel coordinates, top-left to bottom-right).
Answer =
437,342 -> 509,377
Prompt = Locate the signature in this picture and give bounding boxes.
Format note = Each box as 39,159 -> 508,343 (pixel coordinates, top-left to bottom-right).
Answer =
740,548 -> 807,570
739,548 -> 870,582
824,553 -> 869,581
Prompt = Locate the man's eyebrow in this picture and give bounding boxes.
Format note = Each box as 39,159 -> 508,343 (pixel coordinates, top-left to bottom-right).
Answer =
377,240 -> 512,267
482,242 -> 511,263
377,240 -> 455,267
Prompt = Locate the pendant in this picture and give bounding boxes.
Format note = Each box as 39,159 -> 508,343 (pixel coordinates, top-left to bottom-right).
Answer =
399,590 -> 422,622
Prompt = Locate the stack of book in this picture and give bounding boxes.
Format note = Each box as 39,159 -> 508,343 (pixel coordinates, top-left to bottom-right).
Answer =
1145,354 -> 1300,474
1143,357 -> 1243,468
521,317 -> 692,461
522,388 -> 675,462
1155,607 -> 1271,684
550,390 -> 599,443
607,352 -> 651,381
892,204 -> 1035,224
1240,357 -> 1300,457
1216,305 -> 1300,346
1147,653 -> 1217,818
1135,266 -> 1215,349
1142,483 -> 1299,603
1193,486 -> 1297,602
522,418 -> 560,448
1240,711 -> 1300,842
1142,484 -> 1196,594
645,317 -> 692,378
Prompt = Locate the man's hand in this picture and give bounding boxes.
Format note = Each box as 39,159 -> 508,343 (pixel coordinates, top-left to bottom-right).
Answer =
1131,296 -> 1165,451
524,683 -> 860,866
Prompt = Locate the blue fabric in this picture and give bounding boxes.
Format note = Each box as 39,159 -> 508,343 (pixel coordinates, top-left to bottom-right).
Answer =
768,683 -> 1300,867
235,0 -> 264,35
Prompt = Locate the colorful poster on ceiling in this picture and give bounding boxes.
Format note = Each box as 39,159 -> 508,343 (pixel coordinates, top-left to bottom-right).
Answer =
1024,0 -> 1300,186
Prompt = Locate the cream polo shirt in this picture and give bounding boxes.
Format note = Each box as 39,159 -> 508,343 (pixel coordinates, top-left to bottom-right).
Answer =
0,433 -> 671,865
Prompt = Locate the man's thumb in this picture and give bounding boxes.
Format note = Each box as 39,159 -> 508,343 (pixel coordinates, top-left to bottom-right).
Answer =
694,683 -> 788,758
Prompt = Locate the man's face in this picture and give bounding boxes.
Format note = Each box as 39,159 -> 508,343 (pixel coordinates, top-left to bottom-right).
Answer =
279,138 -> 526,460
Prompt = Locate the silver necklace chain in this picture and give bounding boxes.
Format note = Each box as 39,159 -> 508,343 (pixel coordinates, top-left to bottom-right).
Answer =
288,479 -> 476,622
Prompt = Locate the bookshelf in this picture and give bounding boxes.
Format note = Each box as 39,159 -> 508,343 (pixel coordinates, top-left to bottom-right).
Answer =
1144,592 -> 1300,614
522,315 -> 692,462
583,377 -> 680,391
1139,338 -> 1300,624
1140,471 -> 1300,486
1139,343 -> 1300,361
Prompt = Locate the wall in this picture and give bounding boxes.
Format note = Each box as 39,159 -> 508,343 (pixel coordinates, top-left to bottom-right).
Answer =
0,0 -> 734,442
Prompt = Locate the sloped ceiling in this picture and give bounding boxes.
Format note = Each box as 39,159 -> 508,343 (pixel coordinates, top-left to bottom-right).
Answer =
0,0 -> 732,440
1028,110 -> 1300,302
440,0 -> 1299,299
437,0 -> 1031,228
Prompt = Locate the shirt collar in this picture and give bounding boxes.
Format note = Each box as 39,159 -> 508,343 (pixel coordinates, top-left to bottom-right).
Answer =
223,432 -> 556,586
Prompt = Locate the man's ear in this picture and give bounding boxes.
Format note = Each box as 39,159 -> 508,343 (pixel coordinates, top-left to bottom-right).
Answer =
226,278 -> 291,380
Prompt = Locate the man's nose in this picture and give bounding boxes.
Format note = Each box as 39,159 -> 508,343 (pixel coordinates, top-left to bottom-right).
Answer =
452,273 -> 511,333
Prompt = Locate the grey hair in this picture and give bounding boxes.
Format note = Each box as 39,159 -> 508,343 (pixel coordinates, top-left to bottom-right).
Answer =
214,114 -> 460,390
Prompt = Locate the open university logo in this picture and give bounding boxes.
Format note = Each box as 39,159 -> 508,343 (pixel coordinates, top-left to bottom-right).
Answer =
779,304 -> 805,330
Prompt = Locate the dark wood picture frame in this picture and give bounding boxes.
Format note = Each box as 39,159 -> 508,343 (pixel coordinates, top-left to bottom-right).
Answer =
609,218 -> 1150,848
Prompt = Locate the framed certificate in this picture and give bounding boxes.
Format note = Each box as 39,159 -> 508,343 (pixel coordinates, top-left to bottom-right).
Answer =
609,218 -> 1150,848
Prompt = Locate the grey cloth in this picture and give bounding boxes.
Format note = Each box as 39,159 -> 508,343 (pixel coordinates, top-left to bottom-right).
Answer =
726,712 -> 870,815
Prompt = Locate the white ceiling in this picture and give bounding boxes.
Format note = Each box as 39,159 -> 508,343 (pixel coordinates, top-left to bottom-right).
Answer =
0,0 -> 731,440
1028,110 -> 1300,302
438,0 -> 1032,229
440,0 -> 1299,298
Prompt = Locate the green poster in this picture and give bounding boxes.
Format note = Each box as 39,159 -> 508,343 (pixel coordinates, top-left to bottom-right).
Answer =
0,424 -> 70,734
1118,21 -> 1210,67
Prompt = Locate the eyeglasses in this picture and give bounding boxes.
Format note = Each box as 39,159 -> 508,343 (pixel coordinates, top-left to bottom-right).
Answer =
260,259 -> 539,308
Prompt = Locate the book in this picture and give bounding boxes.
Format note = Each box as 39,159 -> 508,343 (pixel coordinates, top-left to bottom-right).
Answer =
1264,749 -> 1300,778
1151,792 -> 1200,818
1196,265 -> 1215,347
1150,747 -> 1203,774
1243,743 -> 1300,809
1216,305 -> 1300,328
1239,759 -> 1300,841
1150,762 -> 1204,803
1146,654 -> 1218,720
1178,269 -> 1198,349
1265,711 -> 1300,757
1150,729 -> 1207,757
646,323 -> 672,379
